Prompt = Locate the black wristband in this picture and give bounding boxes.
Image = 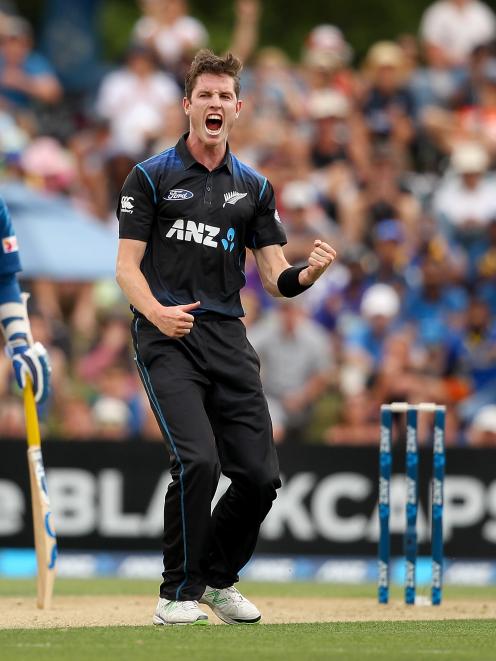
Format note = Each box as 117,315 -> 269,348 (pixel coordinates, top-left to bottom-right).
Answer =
277,265 -> 312,298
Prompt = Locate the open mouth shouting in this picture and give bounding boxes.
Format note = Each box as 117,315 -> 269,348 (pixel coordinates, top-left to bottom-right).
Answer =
205,113 -> 223,136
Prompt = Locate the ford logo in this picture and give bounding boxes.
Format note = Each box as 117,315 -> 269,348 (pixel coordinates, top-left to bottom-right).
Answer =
165,189 -> 194,200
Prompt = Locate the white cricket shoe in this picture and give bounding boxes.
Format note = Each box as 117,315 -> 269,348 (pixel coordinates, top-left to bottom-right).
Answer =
152,598 -> 209,625
200,585 -> 261,624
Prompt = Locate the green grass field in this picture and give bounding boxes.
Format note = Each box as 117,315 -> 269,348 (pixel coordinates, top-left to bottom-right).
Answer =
2,578 -> 496,599
1,580 -> 496,661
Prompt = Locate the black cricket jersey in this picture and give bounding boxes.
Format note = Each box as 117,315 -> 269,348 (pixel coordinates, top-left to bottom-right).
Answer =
117,133 -> 287,318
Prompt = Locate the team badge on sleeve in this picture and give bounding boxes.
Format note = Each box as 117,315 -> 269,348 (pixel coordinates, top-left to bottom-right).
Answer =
121,196 -> 134,213
2,235 -> 18,253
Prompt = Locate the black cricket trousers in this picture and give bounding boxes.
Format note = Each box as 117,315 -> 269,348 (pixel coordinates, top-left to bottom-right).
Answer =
131,312 -> 281,601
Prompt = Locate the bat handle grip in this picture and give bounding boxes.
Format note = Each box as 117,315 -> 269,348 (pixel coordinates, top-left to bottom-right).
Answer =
24,377 -> 41,448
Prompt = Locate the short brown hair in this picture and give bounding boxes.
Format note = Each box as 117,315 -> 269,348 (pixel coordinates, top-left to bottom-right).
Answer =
185,49 -> 242,99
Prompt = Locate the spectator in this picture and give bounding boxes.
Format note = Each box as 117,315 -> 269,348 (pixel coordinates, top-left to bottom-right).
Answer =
308,89 -> 353,168
247,47 -> 306,123
451,41 -> 495,109
20,136 -> 76,193
58,395 -> 96,440
459,59 -> 496,153
350,144 -> 422,249
132,0 -> 208,78
467,404 -> 496,446
455,298 -> 496,422
408,39 -> 469,153
92,363 -> 142,437
306,89 -> 371,204
312,245 -> 372,334
68,116 -> 113,221
424,58 -> 496,156
96,44 -> 180,157
375,325 -> 454,407
404,246 -> 468,333
433,141 -> 496,274
420,0 -> 496,69
256,120 -> 314,187
26,308 -> 69,413
249,299 -> 333,443
360,41 -> 416,164
0,15 -> 61,110
76,311 -> 132,382
343,283 -> 402,379
325,391 -> 379,445
92,396 -> 131,441
474,218 -> 496,313
279,180 -> 337,264
302,24 -> 355,98
229,0 -> 261,64
0,106 -> 29,163
30,278 -> 98,340
367,219 -> 408,293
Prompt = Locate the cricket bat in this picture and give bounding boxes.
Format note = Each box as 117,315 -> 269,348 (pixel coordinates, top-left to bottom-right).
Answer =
21,293 -> 57,609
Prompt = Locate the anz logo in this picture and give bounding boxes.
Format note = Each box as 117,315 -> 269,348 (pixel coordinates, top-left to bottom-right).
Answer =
166,220 -> 236,252
166,219 -> 220,248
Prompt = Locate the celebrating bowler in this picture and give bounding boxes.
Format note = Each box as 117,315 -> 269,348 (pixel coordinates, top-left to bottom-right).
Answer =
116,49 -> 336,626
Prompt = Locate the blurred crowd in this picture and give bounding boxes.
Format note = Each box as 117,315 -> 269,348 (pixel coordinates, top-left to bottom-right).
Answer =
1,0 -> 496,447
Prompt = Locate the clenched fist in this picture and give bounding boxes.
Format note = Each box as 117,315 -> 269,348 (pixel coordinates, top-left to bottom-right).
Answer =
299,240 -> 337,286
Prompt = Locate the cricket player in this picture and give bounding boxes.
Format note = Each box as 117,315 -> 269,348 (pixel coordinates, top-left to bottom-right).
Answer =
0,197 -> 50,404
116,49 -> 337,626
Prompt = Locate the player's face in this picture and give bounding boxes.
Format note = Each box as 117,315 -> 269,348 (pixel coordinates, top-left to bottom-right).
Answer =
184,73 -> 242,147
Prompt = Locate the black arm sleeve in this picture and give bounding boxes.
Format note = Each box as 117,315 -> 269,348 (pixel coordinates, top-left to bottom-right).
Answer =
246,178 -> 287,249
117,166 -> 157,242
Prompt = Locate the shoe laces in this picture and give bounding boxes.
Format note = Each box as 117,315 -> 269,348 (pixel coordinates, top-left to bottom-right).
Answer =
224,587 -> 244,603
182,600 -> 201,610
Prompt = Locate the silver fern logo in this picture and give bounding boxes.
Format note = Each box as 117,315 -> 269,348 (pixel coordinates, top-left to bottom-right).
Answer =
223,191 -> 247,208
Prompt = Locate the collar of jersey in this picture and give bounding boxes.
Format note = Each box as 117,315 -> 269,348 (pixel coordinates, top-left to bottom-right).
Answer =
175,132 -> 233,174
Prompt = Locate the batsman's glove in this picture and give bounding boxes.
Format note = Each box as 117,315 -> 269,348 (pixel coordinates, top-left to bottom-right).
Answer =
7,341 -> 51,404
